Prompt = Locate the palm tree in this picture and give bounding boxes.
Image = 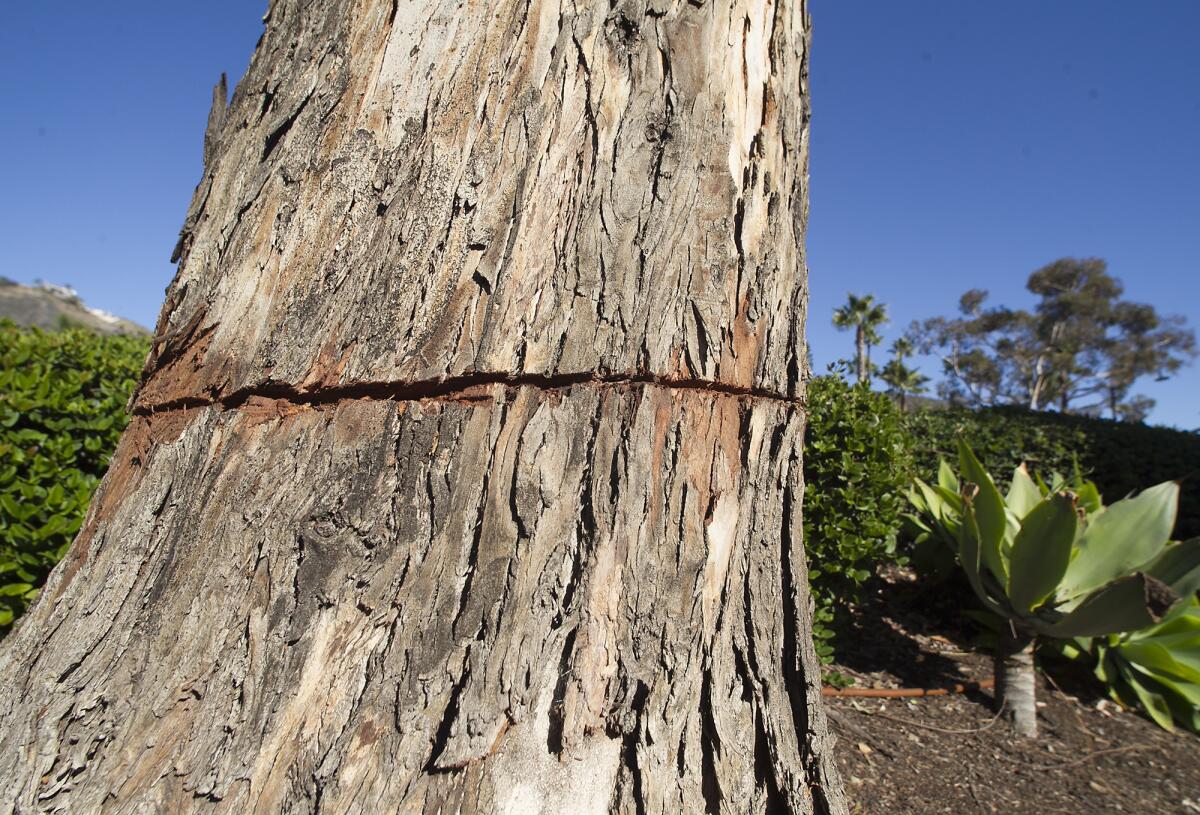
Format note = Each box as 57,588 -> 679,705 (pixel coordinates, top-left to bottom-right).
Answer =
880,337 -> 929,411
833,293 -> 888,384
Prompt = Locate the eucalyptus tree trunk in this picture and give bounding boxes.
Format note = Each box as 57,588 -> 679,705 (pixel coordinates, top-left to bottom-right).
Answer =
0,1 -> 845,812
1029,355 -> 1046,410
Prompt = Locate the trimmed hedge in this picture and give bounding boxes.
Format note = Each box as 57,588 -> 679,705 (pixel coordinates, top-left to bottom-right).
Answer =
801,388 -> 1199,662
905,406 -> 1200,540
803,376 -> 915,661
0,322 -> 148,634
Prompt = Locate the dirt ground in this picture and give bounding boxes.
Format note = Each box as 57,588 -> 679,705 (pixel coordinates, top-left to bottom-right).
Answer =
825,568 -> 1200,814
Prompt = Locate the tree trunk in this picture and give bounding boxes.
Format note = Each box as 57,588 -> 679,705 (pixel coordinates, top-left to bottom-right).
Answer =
994,625 -> 1037,738
1029,354 -> 1045,411
0,1 -> 845,812
855,327 -> 868,385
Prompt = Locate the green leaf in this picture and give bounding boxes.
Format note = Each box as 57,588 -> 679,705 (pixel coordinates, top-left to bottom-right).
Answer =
1119,641 -> 1200,685
1007,493 -> 1079,613
1059,481 -> 1179,600
0,582 -> 34,597
1118,661 -> 1175,731
1075,481 -> 1103,516
957,440 -> 1008,584
957,502 -> 1008,616
1139,538 -> 1200,601
1005,464 -> 1042,520
937,459 -> 958,493
1129,603 -> 1200,642
1040,573 -> 1181,638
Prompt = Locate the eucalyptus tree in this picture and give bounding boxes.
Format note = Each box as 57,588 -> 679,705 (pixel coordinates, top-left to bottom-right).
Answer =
0,2 -> 846,813
914,260 -> 1195,419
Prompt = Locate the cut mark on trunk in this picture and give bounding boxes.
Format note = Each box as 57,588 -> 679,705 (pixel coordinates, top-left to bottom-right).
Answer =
131,370 -> 805,417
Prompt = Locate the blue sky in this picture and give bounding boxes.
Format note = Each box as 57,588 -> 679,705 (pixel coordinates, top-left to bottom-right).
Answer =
806,2 -> 1200,428
2,3 -> 1197,428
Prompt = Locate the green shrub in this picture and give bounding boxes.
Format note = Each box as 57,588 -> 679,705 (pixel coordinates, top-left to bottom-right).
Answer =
803,374 -> 915,661
0,322 -> 148,634
906,406 -> 1200,540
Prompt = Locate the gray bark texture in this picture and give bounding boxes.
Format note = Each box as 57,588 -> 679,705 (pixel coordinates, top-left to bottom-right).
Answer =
995,627 -> 1038,739
0,0 -> 846,812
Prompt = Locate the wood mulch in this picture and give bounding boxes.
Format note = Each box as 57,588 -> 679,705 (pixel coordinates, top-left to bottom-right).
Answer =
825,566 -> 1200,814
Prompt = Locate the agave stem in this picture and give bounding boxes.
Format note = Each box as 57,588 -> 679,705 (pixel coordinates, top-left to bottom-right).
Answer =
994,623 -> 1037,738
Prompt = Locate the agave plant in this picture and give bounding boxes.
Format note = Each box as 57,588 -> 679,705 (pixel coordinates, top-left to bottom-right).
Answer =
1074,599 -> 1200,732
906,440 -> 1200,737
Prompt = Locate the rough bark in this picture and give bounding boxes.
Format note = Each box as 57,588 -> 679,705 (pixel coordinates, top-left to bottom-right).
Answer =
0,0 -> 845,812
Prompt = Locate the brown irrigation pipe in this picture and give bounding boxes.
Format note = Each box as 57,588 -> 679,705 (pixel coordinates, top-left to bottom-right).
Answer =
822,678 -> 994,698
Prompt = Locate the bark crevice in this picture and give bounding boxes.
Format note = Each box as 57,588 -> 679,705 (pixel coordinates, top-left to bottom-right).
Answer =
132,368 -> 807,418
0,0 -> 847,811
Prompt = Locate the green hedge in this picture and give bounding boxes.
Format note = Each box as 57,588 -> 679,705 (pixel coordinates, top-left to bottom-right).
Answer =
803,376 -> 915,661
0,322 -> 148,634
801,386 -> 1200,663
905,406 -> 1200,540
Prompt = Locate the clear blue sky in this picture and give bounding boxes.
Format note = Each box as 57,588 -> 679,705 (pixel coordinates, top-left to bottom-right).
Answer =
2,3 -> 1197,428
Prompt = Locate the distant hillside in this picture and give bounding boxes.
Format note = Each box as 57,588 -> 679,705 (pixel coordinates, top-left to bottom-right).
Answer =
0,278 -> 148,336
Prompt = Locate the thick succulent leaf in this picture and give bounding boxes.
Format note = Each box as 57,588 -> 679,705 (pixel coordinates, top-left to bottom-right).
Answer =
1115,637 -> 1200,733
1075,481 -> 1103,516
1140,538 -> 1200,599
1093,647 -> 1119,686
957,440 -> 1008,584
1059,481 -> 1180,600
907,479 -> 961,545
1142,668 -> 1200,706
1141,667 -> 1200,733
1008,493 -> 1079,612
913,479 -> 946,520
1118,661 -> 1176,731
1003,510 -> 1020,553
937,459 -> 958,493
933,483 -> 961,507
1134,632 -> 1200,656
925,485 -> 964,538
958,502 -> 1009,617
1161,690 -> 1200,733
906,482 -> 928,511
903,513 -> 933,535
1006,464 -> 1042,520
1039,573 -> 1181,638
1125,661 -> 1200,731
1120,641 -> 1200,684
1130,604 -> 1200,642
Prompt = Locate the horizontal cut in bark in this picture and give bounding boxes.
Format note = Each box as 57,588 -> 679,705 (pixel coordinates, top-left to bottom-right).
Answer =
5,385 -> 833,811
0,0 -> 845,811
131,369 -> 806,417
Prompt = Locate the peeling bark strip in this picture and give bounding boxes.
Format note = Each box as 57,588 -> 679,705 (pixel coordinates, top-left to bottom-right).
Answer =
0,1 -> 845,813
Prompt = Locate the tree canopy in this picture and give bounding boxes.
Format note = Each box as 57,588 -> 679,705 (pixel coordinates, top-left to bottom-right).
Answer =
912,258 -> 1195,420
833,293 -> 888,385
